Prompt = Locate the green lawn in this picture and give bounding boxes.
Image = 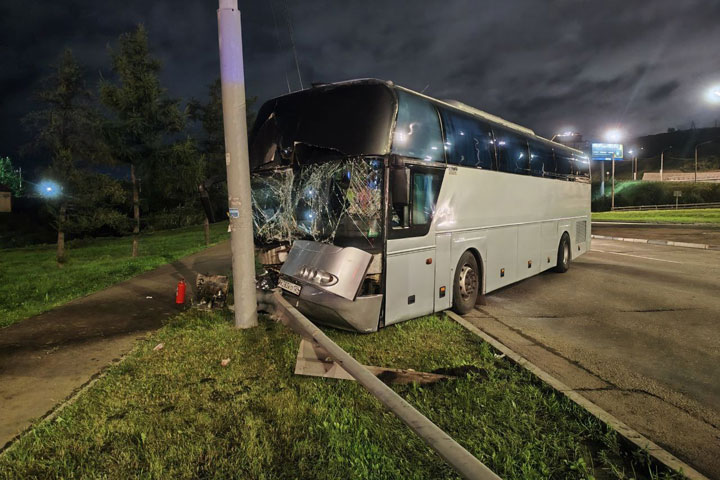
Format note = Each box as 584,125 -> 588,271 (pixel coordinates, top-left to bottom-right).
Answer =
592,208 -> 720,224
0,223 -> 229,328
0,311 -> 681,480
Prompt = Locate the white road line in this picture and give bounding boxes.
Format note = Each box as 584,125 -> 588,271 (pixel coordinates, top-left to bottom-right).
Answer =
590,249 -> 682,264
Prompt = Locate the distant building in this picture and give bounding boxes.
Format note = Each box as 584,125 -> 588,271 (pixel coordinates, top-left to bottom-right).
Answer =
0,184 -> 11,213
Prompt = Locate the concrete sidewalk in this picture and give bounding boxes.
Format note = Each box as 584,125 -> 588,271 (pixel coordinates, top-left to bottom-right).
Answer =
0,241 -> 231,448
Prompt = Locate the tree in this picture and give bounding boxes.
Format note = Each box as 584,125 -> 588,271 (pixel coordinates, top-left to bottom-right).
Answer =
188,78 -> 256,244
0,157 -> 23,196
100,25 -> 183,257
23,49 -> 122,264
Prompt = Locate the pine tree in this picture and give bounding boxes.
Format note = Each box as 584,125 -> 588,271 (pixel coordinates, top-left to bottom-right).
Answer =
100,25 -> 183,257
0,157 -> 23,196
24,49 -> 122,265
189,78 -> 256,244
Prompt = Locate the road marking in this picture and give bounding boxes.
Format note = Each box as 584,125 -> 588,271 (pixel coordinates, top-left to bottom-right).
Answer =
591,249 -> 682,264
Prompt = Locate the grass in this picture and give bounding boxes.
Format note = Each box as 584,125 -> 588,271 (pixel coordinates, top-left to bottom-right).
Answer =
592,208 -> 720,224
0,223 -> 229,328
0,311 -> 682,480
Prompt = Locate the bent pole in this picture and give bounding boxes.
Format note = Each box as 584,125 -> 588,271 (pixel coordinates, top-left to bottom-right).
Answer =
261,290 -> 502,480
217,0 -> 258,328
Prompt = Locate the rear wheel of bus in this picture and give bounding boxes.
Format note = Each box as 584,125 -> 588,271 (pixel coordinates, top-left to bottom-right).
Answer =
554,233 -> 571,273
452,251 -> 479,315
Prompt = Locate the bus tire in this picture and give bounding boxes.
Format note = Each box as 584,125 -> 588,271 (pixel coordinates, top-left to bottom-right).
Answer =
554,233 -> 571,273
452,251 -> 479,315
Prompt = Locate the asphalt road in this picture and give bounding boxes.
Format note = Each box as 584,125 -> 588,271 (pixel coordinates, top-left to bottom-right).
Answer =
464,237 -> 720,478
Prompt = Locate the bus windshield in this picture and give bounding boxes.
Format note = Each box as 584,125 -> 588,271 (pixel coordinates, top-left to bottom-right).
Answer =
251,158 -> 384,250
250,83 -> 395,171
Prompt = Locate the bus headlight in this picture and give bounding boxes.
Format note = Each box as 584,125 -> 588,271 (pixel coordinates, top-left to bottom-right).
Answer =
298,265 -> 338,286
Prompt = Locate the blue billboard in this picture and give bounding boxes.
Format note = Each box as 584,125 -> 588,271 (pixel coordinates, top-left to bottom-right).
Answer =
591,143 -> 623,161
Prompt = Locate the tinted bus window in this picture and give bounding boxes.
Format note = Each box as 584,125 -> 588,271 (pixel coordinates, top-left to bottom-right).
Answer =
250,84 -> 394,170
555,151 -> 573,178
392,90 -> 444,162
573,153 -> 591,181
528,141 -> 555,177
494,129 -> 529,174
438,108 -> 494,169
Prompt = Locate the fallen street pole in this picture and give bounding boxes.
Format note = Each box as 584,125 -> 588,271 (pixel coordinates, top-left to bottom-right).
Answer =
257,290 -> 502,480
217,0 -> 258,328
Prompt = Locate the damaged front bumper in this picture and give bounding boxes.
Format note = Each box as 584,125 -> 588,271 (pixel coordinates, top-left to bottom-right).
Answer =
277,240 -> 383,333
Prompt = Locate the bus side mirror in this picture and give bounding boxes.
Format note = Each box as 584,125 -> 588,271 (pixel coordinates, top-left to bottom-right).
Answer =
390,166 -> 409,206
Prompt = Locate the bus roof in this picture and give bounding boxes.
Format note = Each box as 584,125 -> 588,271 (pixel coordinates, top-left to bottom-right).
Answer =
271,78 -> 585,156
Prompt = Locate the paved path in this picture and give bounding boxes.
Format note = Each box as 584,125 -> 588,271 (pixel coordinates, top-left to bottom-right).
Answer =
0,242 -> 231,448
464,238 -> 720,478
593,222 -> 720,246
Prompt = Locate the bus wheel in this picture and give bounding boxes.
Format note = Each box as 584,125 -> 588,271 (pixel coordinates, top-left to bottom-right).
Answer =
452,251 -> 479,315
554,233 -> 571,273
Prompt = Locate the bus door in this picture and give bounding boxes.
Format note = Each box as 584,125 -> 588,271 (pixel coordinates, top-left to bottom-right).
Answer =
384,163 -> 444,326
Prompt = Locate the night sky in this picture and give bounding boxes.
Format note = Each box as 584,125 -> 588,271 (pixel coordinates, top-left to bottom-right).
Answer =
2,0 -> 720,170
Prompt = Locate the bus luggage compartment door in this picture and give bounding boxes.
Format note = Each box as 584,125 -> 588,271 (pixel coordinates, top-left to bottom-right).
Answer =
384,244 -> 435,326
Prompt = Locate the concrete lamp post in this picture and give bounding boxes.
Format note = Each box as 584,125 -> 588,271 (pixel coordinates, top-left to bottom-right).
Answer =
217,0 -> 258,329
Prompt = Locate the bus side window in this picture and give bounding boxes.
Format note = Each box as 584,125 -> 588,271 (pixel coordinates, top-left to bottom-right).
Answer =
556,152 -> 573,179
494,129 -> 529,174
411,172 -> 440,226
392,90 -> 444,162
528,141 -> 554,177
574,154 -> 591,181
439,108 -> 494,169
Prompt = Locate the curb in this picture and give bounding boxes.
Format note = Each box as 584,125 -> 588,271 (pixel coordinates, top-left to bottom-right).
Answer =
446,310 -> 709,480
591,234 -> 719,250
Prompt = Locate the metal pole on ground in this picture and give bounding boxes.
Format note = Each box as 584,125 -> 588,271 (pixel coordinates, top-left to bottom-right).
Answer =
217,0 -> 258,329
261,291 -> 502,480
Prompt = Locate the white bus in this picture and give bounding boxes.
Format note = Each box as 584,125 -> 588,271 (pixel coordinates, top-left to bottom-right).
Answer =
250,79 -> 591,332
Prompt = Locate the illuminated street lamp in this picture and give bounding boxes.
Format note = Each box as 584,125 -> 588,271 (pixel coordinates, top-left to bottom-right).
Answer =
551,130 -> 575,142
705,84 -> 720,105
37,180 -> 62,199
604,128 -> 624,210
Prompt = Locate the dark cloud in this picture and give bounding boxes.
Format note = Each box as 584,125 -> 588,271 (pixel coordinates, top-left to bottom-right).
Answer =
2,0 -> 720,170
645,80 -> 680,102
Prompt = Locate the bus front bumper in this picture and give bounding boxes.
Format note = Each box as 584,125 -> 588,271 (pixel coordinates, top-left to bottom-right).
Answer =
281,284 -> 383,333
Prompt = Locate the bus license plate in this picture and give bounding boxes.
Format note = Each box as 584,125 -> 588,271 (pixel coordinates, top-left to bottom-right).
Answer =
278,278 -> 302,296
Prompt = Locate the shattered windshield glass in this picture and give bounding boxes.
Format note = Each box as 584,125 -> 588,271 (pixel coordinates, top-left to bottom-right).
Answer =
252,158 -> 384,250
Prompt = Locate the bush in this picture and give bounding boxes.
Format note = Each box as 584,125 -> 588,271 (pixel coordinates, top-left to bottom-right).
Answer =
592,181 -> 720,211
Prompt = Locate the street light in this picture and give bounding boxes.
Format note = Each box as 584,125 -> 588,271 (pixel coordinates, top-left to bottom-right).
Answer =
550,131 -> 575,142
37,180 -> 62,199
660,146 -> 673,182
705,84 -> 720,105
604,128 -> 624,210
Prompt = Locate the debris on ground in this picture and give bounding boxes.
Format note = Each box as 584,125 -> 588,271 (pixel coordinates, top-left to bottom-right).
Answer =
432,365 -> 489,380
194,274 -> 229,309
220,358 -> 231,367
153,343 -> 164,352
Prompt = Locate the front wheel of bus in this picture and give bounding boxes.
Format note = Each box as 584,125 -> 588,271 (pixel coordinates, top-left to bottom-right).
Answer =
554,233 -> 571,273
452,251 -> 479,315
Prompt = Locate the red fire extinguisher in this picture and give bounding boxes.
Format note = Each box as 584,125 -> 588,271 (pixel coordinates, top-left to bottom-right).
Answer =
175,279 -> 186,304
